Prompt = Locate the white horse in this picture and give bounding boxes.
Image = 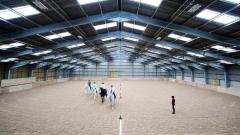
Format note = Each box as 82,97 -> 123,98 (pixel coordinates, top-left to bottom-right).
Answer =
92,86 -> 99,100
107,89 -> 116,110
84,83 -> 92,94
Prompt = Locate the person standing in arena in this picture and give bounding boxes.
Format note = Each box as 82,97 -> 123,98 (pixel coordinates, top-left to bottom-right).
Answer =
171,96 -> 175,114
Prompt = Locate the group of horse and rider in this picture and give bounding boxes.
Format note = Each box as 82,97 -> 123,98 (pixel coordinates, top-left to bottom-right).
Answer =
85,80 -> 117,109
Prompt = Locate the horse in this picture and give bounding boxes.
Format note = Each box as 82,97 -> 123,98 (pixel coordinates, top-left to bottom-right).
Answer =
107,89 -> 116,110
99,87 -> 108,103
84,83 -> 92,94
92,86 -> 99,100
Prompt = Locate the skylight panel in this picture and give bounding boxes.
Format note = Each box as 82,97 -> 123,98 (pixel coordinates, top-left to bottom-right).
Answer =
67,43 -> 85,49
148,50 -> 161,54
33,50 -> 52,56
155,44 -> 172,50
211,45 -> 237,53
94,22 -> 117,30
77,0 -> 107,5
196,9 -> 239,24
0,42 -> 24,50
218,60 -> 234,64
168,33 -> 193,42
214,14 -> 239,24
58,32 -> 71,37
102,37 -> 116,41
1,58 -> 18,62
223,0 -> 240,4
0,9 -> 20,20
123,22 -> 146,31
130,0 -> 163,7
13,5 -> 40,16
55,55 -> 67,59
187,52 -> 204,58
45,34 -> 60,40
196,9 -> 220,20
124,37 -> 139,42
44,32 -> 72,40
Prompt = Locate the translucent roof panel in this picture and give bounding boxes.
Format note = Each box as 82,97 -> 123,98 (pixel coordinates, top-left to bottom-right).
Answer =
123,22 -> 146,31
67,43 -> 85,49
77,0 -> 108,5
33,50 -> 52,56
187,52 -> 204,58
130,0 -> 163,7
44,32 -> 72,40
124,37 -> 139,42
13,5 -> 40,16
0,42 -> 24,50
94,22 -> 117,30
0,9 -> 20,20
102,37 -> 116,41
168,33 -> 193,42
155,44 -> 172,50
211,45 -> 238,53
223,0 -> 240,4
196,9 -> 239,24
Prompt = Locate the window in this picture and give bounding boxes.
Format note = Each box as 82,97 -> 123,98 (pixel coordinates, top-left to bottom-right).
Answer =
123,22 -> 146,31
130,0 -> 163,7
196,9 -> 239,24
94,22 -> 117,30
168,33 -> 193,42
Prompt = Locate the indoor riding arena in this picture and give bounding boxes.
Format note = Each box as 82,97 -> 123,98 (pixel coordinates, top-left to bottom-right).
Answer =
0,0 -> 240,135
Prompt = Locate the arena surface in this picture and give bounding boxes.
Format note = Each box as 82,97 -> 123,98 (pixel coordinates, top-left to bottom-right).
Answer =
0,80 -> 240,135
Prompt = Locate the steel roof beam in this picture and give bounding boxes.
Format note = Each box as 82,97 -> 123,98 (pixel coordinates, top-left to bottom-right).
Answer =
0,11 -> 239,46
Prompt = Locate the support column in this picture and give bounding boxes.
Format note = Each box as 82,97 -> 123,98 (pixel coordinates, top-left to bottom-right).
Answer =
143,64 -> 146,78
96,63 -> 98,77
4,66 -> 11,79
107,61 -> 110,77
43,67 -> 48,81
156,66 -> 158,77
191,68 -> 195,82
28,67 -> 34,77
224,67 -> 230,88
83,66 -> 86,77
174,69 -> 177,79
55,68 -> 59,79
181,69 -> 184,80
204,68 -> 208,85
132,62 -> 134,77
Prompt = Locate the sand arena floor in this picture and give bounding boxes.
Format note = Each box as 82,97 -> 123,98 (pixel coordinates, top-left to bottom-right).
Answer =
0,80 -> 240,135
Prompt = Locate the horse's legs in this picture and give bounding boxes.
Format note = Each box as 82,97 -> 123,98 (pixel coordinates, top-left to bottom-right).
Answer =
101,96 -> 104,103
